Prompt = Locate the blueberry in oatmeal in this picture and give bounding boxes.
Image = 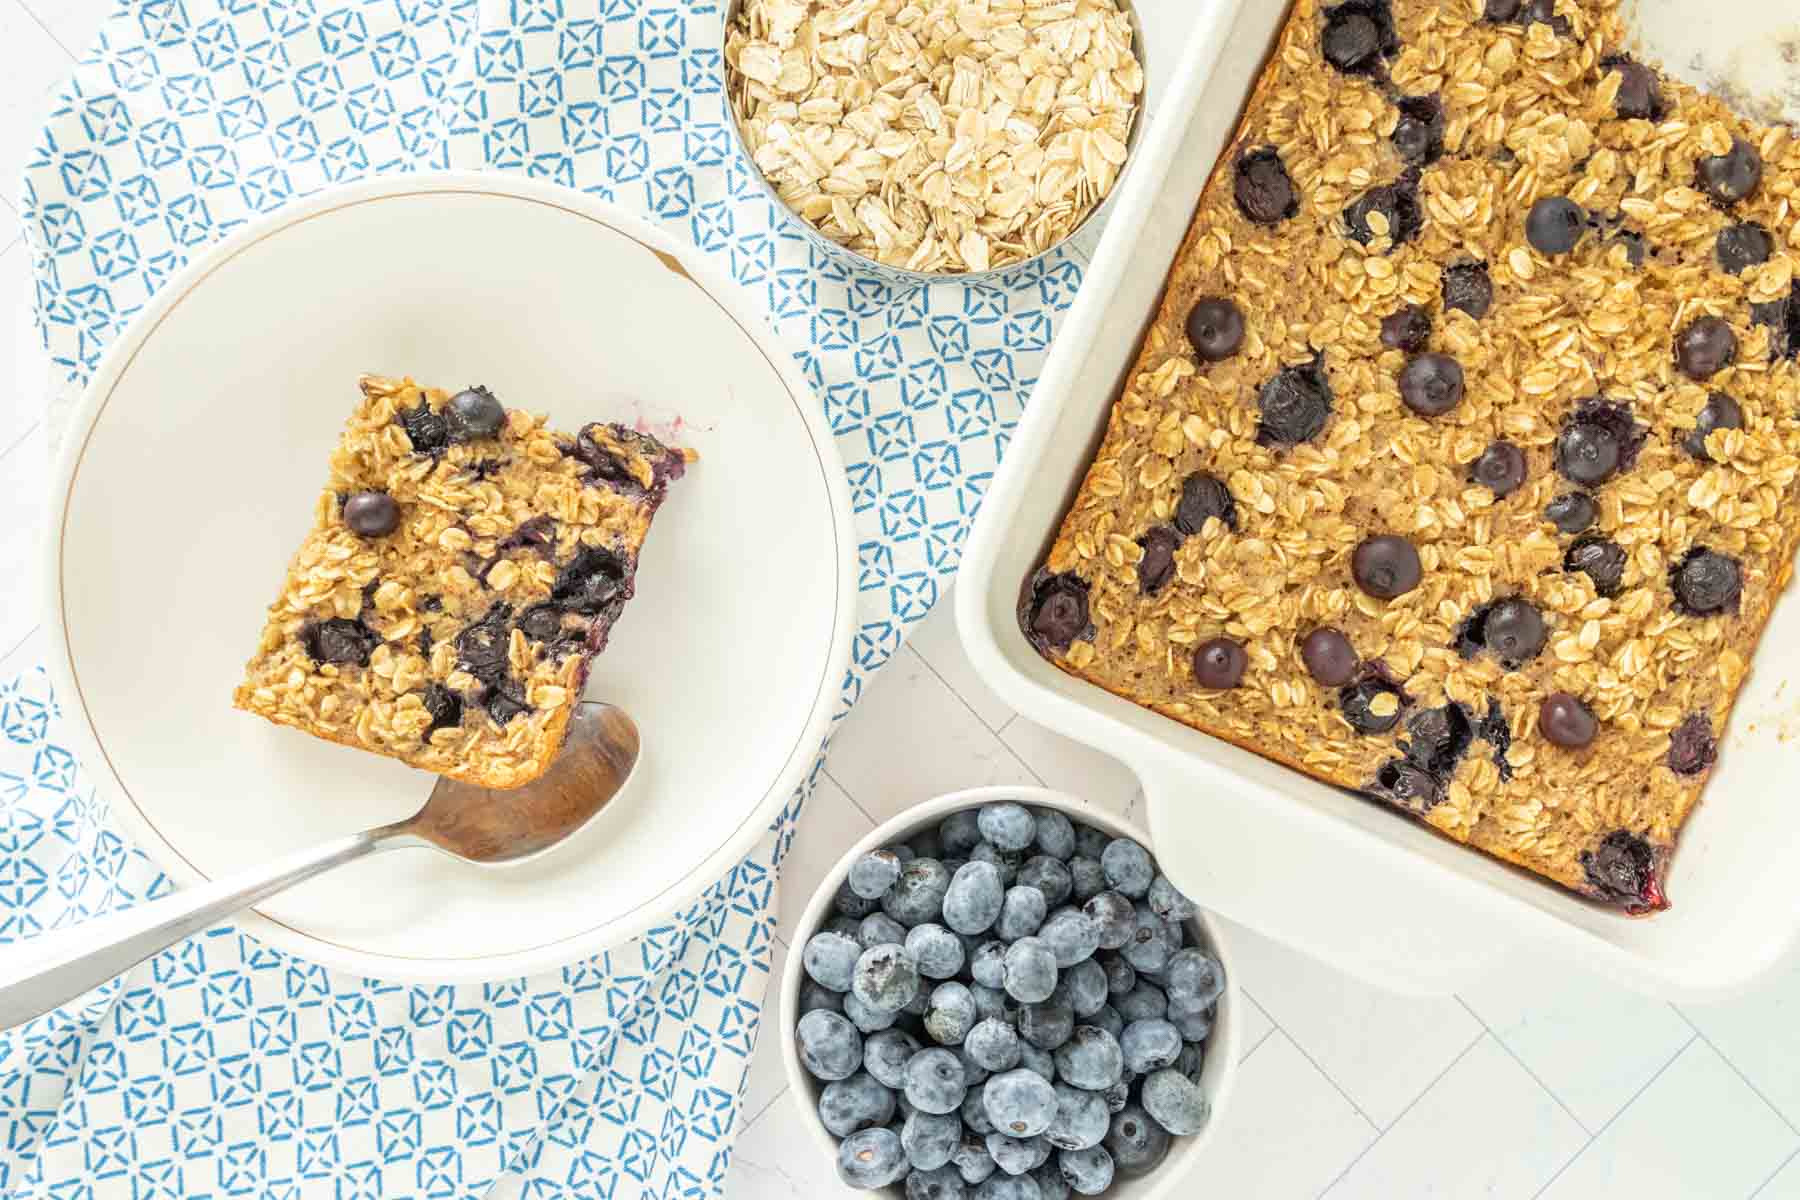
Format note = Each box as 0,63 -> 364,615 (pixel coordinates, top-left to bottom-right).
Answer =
1185,297 -> 1245,362
1380,303 -> 1433,352
1697,136 -> 1763,206
1440,261 -> 1493,319
446,385 -> 505,439
1232,147 -> 1299,225
1565,535 -> 1627,597
1135,526 -> 1181,596
1398,352 -> 1463,416
301,617 -> 380,668
1683,392 -> 1744,461
1670,548 -> 1742,616
1256,358 -> 1332,446
1174,472 -> 1237,535
343,491 -> 399,537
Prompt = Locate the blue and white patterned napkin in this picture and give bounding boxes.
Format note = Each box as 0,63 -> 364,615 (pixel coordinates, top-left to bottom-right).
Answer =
5,1 -> 1082,1196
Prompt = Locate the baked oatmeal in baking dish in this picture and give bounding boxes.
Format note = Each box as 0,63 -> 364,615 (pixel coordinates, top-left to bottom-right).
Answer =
1024,0 -> 1800,910
235,375 -> 692,789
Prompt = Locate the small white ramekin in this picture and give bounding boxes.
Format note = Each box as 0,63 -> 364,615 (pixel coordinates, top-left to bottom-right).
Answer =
778,785 -> 1240,1196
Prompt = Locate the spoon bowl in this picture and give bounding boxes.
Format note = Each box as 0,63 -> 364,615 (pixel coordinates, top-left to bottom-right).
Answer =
0,703 -> 642,1031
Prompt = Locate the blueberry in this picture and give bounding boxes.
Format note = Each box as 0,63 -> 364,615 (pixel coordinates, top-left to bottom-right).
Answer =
954,1133 -> 999,1185
1175,471 -> 1239,536
806,911 -> 855,938
962,1082 -> 997,1134
1031,810 -> 1077,860
1683,391 -> 1744,461
799,979 -> 845,1016
1119,1019 -> 1182,1075
926,982 -> 978,1047
1697,136 -> 1763,206
1609,58 -> 1663,119
855,944 -> 923,1014
1141,1068 -> 1210,1135
1539,691 -> 1599,749
1101,1079 -> 1131,1114
839,1126 -> 909,1188
970,940 -> 1009,990
1442,261 -> 1494,319
990,889 -> 1045,945
986,1133 -> 1047,1179
1063,960 -> 1109,1018
911,827 -> 946,861
399,401 -> 450,454
1105,1105 -> 1170,1179
798,1010 -> 864,1081
1392,94 -> 1445,165
965,1017 -> 1024,1074
903,923 -> 964,981
970,842 -> 1024,888
1067,857 -> 1107,904
1343,179 -> 1423,248
1257,357 -> 1333,446
1045,1084 -> 1111,1153
971,984 -> 1011,1024
1668,714 -> 1717,777
1380,303 -> 1433,352
1040,907 -> 1102,967
1581,829 -> 1660,907
1092,843 -> 1148,901
1352,533 -> 1424,600
1175,1041 -> 1206,1083
1071,826 -> 1109,861
1101,955 -> 1136,997
901,1108 -> 963,1171
984,1067 -> 1059,1138
1092,1004 -> 1127,1042
1031,1161 -> 1072,1200
978,804 -> 1037,852
1017,1041 -> 1056,1083
1670,546 -> 1743,615
908,1166 -> 968,1200
1233,146 -> 1299,225
936,809 -> 983,857
944,861 -> 1007,936
302,617 -> 380,667
851,850 -> 904,901
861,913 -> 910,952
905,1048 -> 968,1115
835,879 -> 880,919
820,1071 -> 898,1137
1676,316 -> 1737,380
1116,981 -> 1167,1023
1165,949 -> 1226,1011
885,859 -> 953,927
804,931 -> 862,992
1081,891 -> 1137,951
1301,627 -> 1359,686
446,385 -> 505,439
1565,535 -> 1627,597
1544,491 -> 1597,535
1526,197 -> 1585,255
549,544 -> 627,617
1053,1026 -> 1124,1090
1399,352 -> 1464,417
866,1029 -> 923,1089
845,989 -> 899,1033
1003,938 -> 1059,1004
1146,876 -> 1196,923
1019,1002 -> 1075,1052
1016,857 -> 1074,909
959,1045 -> 993,1088
1470,440 -> 1527,497
1170,1004 -> 1214,1042
1716,222 -> 1773,275
1058,1146 -> 1116,1196
342,491 -> 400,538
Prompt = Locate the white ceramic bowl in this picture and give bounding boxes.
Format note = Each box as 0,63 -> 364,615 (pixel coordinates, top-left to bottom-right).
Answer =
778,785 -> 1238,1196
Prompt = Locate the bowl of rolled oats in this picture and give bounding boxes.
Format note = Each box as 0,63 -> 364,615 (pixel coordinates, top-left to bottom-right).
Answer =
723,0 -> 1148,279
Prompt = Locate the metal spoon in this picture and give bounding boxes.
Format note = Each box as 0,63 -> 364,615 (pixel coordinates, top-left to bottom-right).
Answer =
0,702 -> 639,1031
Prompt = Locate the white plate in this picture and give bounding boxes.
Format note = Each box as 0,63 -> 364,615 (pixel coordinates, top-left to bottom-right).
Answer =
44,173 -> 855,982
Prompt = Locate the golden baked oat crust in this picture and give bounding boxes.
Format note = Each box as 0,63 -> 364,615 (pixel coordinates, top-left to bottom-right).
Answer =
1025,0 -> 1800,909
235,376 -> 692,789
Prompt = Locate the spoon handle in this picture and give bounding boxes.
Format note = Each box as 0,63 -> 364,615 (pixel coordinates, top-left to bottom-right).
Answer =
0,829 -> 380,1031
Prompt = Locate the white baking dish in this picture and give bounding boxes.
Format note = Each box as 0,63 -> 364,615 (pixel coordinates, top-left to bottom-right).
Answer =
957,0 -> 1800,998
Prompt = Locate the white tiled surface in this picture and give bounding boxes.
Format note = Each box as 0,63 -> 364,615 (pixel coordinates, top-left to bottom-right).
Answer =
8,3 -> 1800,1198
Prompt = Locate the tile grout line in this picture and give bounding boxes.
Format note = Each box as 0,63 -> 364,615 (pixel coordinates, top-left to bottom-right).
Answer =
739,1082 -> 789,1134
1452,995 -> 1593,1137
907,634 -> 1015,738
16,0 -> 81,61
820,764 -> 885,831
1683,1021 -> 1800,1139
1527,1030 -> 1699,1200
0,417 -> 43,463
1751,1143 -> 1800,1198
1312,1027 -> 1487,1199
1277,1017 -> 1391,1138
0,623 -> 40,667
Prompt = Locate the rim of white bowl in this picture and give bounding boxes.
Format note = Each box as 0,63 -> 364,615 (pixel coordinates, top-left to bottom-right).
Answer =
777,785 -> 1240,1196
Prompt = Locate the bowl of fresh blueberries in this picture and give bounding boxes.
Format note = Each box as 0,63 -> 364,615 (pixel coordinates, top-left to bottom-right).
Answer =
780,786 -> 1237,1198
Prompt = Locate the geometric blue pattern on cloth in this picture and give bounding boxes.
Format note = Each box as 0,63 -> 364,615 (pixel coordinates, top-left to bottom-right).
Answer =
9,1 -> 1084,1195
